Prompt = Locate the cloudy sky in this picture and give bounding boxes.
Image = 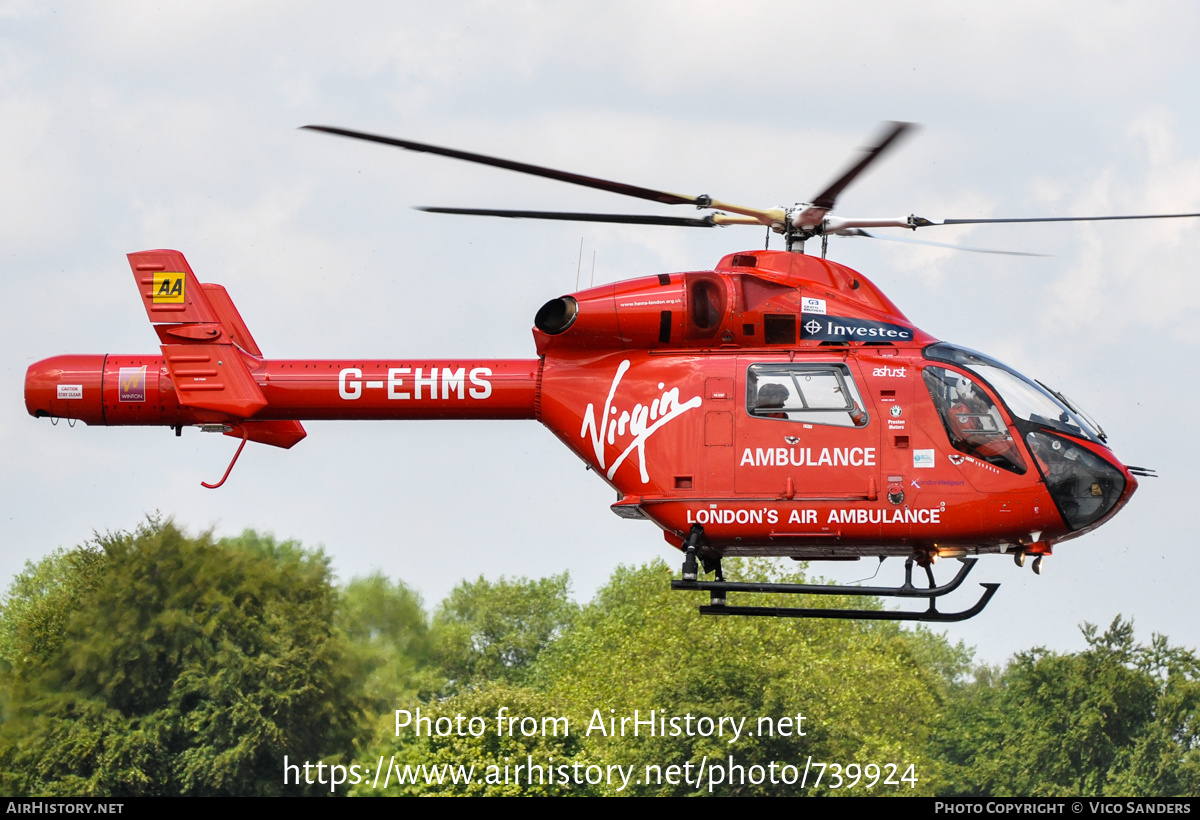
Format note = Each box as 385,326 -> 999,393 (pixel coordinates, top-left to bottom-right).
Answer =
3,2 -> 1199,665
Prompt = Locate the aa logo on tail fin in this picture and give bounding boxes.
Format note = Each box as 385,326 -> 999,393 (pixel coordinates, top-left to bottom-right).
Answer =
152,272 -> 185,304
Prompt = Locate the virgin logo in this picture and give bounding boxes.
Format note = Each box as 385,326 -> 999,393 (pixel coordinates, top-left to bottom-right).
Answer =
580,360 -> 702,483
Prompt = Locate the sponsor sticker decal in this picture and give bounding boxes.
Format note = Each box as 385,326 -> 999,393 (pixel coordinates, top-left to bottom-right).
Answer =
57,384 -> 83,400
800,297 -> 827,315
913,448 -> 935,469
152,272 -> 185,304
800,316 -> 914,342
118,366 -> 147,402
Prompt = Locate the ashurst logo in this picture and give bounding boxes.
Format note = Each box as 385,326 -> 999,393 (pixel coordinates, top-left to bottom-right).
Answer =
800,316 -> 914,342
873,366 -> 907,377
581,360 -> 702,483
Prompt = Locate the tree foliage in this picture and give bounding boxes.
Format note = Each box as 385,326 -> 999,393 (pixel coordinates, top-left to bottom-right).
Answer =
5,520 -> 1199,798
0,545 -> 106,678
338,572 -> 440,716
935,617 -> 1200,797
531,559 -> 964,795
354,684 -> 593,797
0,520 -> 357,796
432,573 -> 577,690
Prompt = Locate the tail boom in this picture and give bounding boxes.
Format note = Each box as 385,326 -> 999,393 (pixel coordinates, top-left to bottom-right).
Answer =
25,248 -> 539,469
25,356 -> 540,426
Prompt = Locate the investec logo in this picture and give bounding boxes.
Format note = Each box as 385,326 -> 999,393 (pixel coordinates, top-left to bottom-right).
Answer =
800,316 -> 914,342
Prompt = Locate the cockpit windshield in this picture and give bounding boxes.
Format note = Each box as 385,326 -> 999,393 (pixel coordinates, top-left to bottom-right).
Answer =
924,343 -> 1104,444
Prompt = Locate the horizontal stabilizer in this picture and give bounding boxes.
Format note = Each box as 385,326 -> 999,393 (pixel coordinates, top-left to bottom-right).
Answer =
228,420 -> 307,449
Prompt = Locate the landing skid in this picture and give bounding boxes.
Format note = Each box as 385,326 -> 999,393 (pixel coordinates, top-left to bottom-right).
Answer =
671,528 -> 999,622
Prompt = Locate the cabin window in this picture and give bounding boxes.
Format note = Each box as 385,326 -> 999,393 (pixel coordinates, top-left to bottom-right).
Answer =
745,363 -> 868,428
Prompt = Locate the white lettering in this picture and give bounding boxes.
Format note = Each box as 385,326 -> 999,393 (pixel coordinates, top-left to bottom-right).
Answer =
580,360 -> 702,483
738,447 -> 877,468
686,506 -> 775,526
469,367 -> 493,399
388,367 -> 411,399
442,367 -> 466,399
339,368 -> 362,400
824,507 -> 942,525
413,367 -> 437,399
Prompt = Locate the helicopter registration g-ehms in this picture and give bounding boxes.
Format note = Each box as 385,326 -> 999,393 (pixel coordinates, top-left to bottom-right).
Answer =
24,123 -> 1178,622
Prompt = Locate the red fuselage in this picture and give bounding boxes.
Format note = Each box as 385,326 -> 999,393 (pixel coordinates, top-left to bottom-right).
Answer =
25,248 -> 1138,563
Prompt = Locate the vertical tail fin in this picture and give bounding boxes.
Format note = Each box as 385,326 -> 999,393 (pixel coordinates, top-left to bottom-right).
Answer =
128,250 -> 305,448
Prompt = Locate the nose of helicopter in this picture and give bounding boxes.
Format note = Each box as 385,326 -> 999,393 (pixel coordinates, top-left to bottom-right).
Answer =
1026,430 -> 1140,532
25,355 -> 107,426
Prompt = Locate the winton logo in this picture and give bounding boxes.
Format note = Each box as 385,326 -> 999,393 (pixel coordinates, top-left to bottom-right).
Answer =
118,366 -> 147,402
152,272 -> 185,304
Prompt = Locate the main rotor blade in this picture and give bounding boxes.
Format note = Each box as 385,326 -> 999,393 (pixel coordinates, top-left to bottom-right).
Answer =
913,212 -> 1200,227
417,207 -> 717,227
842,229 -> 1049,257
810,121 -> 914,211
303,125 -> 701,206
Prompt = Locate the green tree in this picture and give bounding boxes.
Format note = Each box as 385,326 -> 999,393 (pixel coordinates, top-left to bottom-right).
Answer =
532,560 -> 966,796
0,520 -> 357,796
0,545 -> 106,680
935,617 -> 1200,797
353,684 -> 595,796
340,572 -> 438,701
338,572 -> 442,748
432,573 -> 578,690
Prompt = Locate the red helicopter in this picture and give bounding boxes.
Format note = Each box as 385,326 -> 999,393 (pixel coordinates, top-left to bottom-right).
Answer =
24,123 -> 1177,622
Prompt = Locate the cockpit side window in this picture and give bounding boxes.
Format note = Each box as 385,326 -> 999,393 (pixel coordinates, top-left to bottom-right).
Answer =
922,366 -> 1027,474
746,363 -> 868,428
924,342 -> 1102,443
